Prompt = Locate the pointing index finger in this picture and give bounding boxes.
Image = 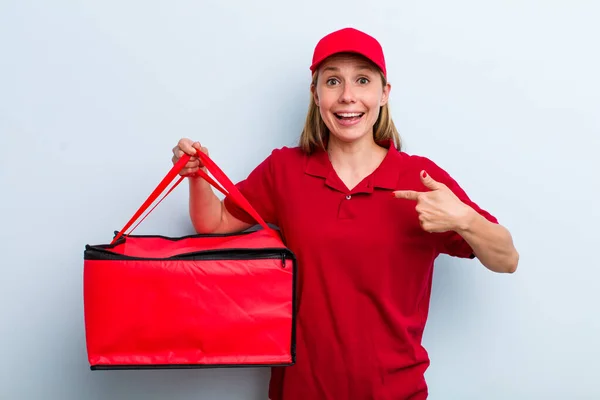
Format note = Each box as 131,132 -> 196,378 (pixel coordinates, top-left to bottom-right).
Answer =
392,190 -> 421,201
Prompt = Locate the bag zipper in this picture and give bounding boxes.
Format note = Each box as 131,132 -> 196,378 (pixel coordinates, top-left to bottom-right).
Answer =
84,246 -> 293,268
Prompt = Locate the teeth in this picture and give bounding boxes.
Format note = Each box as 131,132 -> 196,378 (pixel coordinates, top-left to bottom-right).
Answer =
336,113 -> 362,117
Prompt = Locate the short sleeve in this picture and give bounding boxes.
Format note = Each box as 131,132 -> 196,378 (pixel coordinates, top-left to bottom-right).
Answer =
423,159 -> 499,259
223,150 -> 279,227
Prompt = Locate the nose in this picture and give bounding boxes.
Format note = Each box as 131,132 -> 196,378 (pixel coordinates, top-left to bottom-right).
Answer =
338,83 -> 356,104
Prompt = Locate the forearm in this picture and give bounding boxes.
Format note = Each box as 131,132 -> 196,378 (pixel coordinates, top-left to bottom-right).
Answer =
455,209 -> 519,273
188,173 -> 224,233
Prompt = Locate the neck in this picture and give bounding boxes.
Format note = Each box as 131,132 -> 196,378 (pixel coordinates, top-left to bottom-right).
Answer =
327,134 -> 383,165
326,134 -> 388,190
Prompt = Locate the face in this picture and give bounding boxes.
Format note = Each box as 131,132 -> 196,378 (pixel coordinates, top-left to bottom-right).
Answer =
312,53 -> 391,145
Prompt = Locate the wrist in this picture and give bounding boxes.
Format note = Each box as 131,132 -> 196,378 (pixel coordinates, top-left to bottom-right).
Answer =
187,167 -> 208,181
188,172 -> 211,193
187,173 -> 204,181
455,205 -> 478,233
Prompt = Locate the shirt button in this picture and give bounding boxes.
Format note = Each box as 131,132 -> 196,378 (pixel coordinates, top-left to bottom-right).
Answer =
345,195 -> 352,200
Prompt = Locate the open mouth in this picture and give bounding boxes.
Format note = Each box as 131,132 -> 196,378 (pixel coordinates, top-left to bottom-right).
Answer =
334,112 -> 365,122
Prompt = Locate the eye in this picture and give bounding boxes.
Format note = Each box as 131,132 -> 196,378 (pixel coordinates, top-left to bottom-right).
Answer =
358,77 -> 370,84
326,78 -> 339,86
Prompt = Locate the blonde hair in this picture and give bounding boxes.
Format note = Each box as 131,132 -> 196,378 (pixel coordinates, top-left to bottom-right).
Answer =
299,70 -> 401,154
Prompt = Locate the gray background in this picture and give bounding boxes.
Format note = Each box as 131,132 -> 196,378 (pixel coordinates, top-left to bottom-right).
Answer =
1,0 -> 599,399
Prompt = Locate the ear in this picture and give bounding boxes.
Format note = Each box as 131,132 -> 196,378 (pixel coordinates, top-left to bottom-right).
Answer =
380,82 -> 391,106
311,84 -> 319,106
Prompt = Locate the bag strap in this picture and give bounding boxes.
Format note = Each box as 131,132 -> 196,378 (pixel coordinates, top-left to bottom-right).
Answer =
111,150 -> 278,245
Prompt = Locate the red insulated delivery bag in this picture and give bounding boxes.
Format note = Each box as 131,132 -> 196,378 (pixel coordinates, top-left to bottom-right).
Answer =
83,150 -> 297,370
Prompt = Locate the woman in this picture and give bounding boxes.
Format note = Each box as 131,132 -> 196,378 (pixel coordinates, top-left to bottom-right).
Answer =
172,27 -> 518,400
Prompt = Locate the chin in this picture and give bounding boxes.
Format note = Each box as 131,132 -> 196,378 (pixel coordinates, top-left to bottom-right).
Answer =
326,122 -> 372,144
328,129 -> 371,144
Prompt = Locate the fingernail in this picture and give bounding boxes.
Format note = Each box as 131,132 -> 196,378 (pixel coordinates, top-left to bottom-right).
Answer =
422,171 -> 427,178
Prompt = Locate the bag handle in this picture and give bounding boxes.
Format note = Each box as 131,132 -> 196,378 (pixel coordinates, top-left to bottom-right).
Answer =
111,150 -> 279,245
193,150 -> 278,239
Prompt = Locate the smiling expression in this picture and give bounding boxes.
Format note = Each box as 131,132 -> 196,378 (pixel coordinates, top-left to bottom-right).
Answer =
312,53 -> 391,145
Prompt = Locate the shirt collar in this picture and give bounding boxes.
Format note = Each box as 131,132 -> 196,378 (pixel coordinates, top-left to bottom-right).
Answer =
304,139 -> 402,193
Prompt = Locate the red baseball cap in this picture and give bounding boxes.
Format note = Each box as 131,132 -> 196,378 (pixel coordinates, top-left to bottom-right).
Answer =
310,27 -> 387,78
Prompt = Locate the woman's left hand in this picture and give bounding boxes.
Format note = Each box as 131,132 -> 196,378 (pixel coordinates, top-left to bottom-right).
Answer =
392,171 -> 473,233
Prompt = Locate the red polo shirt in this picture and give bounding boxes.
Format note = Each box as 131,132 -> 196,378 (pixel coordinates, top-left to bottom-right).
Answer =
224,141 -> 497,400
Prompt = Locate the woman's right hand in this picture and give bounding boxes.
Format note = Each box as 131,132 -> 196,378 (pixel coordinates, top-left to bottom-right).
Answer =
172,138 -> 209,177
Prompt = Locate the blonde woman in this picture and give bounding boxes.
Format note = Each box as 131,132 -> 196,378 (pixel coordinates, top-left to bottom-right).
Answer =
172,27 -> 518,400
